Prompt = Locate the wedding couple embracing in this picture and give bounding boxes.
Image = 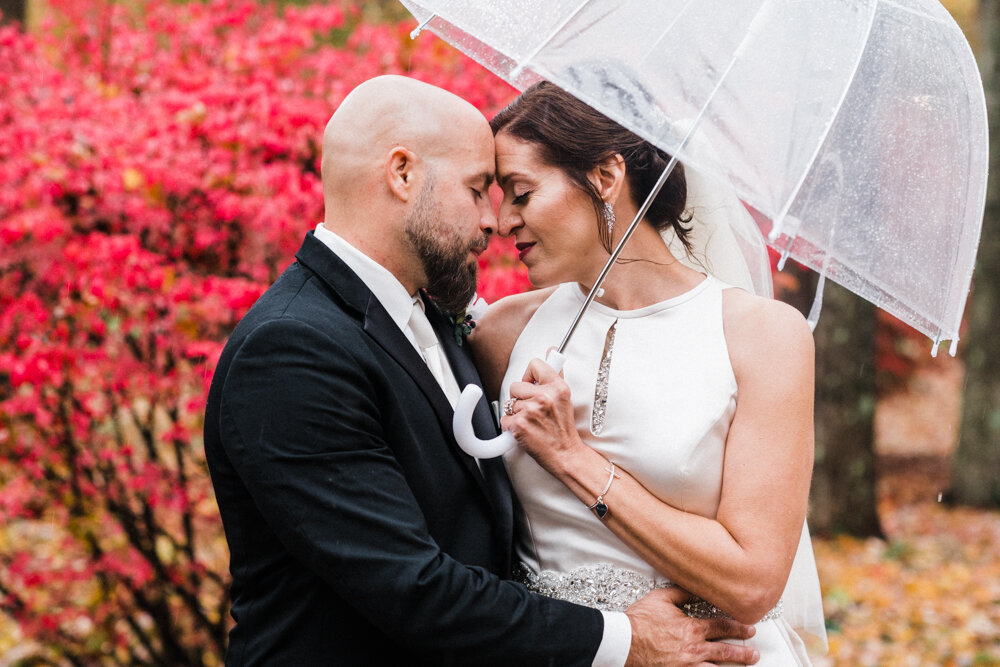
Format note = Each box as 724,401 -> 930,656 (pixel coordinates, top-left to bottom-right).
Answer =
204,75 -> 827,666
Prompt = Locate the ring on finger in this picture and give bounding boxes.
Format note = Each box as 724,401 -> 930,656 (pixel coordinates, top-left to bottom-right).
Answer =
503,397 -> 519,416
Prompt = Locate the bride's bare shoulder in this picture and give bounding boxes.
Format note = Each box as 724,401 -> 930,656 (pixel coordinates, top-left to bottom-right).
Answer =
476,287 -> 555,338
469,287 -> 556,400
721,288 -> 814,383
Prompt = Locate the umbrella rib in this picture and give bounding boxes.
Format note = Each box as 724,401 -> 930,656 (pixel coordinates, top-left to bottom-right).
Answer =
768,0 -> 879,243
557,156 -> 681,355
557,0 -> 787,354
879,0 -> 948,25
635,0 -> 698,71
783,225 -> 957,342
409,13 -> 436,39
510,0 -> 593,79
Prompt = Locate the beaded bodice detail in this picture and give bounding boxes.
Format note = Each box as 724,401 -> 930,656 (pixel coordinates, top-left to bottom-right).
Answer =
513,562 -> 783,620
590,320 -> 617,435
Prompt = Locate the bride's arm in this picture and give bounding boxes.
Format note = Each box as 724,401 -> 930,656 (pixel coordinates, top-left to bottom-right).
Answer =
503,290 -> 814,625
468,287 -> 555,401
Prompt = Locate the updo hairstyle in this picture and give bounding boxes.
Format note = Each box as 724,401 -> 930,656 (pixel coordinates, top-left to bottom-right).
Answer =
490,81 -> 692,254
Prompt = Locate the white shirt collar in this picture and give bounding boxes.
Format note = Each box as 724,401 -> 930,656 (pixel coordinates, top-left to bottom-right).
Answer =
313,223 -> 417,333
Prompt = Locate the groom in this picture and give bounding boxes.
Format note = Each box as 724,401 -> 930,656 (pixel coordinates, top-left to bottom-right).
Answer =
204,75 -> 759,665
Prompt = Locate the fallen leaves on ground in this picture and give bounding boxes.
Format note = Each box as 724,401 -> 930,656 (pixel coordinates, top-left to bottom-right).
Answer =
2,481 -> 997,664
815,501 -> 1000,666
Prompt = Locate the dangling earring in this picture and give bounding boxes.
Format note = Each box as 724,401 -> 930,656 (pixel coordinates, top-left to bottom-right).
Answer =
604,201 -> 616,236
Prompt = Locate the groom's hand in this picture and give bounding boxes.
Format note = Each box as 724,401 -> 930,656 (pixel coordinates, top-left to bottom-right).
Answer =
624,587 -> 759,666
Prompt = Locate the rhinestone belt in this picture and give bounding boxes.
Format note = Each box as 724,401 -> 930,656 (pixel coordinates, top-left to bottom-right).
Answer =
514,562 -> 783,621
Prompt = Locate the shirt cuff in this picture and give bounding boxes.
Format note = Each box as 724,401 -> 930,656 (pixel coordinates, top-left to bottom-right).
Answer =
593,610 -> 632,667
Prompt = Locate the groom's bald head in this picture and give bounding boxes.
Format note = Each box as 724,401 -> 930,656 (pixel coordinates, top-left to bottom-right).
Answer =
319,75 -> 496,296
322,76 -> 486,186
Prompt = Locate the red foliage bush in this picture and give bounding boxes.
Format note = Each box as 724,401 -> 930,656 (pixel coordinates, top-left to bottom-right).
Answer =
0,1 -> 521,662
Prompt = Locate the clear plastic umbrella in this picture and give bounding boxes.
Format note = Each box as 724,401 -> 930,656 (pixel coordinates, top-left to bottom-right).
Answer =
400,0 -> 988,456
403,0 -> 986,348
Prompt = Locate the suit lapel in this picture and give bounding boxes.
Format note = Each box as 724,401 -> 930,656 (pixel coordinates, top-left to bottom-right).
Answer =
425,295 -> 515,572
361,301 -> 452,418
295,233 -> 495,507
425,295 -> 500,444
364,299 -> 502,509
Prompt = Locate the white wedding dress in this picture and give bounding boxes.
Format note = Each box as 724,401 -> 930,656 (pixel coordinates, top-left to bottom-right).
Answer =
500,277 -> 825,666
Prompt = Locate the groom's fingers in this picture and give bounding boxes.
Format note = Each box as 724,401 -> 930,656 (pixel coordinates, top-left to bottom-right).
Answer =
658,585 -> 691,605
699,635 -> 759,665
699,615 -> 756,641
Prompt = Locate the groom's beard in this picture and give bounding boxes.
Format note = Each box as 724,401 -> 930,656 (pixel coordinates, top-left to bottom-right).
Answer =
405,179 -> 488,314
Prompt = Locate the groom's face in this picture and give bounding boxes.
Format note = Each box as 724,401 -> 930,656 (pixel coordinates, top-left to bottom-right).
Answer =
405,131 -> 496,313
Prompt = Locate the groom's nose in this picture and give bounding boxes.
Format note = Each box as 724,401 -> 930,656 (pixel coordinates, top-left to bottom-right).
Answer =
478,198 -> 498,236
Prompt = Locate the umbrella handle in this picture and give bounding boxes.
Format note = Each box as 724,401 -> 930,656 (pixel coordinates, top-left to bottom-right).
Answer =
453,350 -> 567,458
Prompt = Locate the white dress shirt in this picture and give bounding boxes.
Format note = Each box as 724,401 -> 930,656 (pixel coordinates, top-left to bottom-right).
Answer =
312,223 -> 631,666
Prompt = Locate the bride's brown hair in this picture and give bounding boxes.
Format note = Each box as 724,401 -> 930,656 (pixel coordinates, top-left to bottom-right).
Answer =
490,81 -> 692,254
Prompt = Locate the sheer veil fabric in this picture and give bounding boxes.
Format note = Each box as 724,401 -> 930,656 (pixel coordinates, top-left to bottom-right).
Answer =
661,120 -> 773,299
658,128 -> 827,653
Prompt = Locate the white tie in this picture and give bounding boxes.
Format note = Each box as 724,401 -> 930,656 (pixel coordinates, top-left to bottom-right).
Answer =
408,300 -> 462,407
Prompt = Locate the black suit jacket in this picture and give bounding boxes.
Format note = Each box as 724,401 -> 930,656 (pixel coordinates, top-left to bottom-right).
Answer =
204,232 -> 603,665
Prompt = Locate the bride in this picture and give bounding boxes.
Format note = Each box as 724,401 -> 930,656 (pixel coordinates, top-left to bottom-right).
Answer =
472,82 -> 827,665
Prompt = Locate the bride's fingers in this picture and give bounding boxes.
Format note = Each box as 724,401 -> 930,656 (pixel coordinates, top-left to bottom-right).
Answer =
521,356 -> 562,384
511,382 -> 568,422
507,380 -> 542,403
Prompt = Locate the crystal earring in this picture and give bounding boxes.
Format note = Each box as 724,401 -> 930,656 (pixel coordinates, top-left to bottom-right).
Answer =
604,201 -> 616,235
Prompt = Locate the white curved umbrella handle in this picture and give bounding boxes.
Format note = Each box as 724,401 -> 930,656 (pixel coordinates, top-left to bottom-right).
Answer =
452,385 -> 513,458
453,350 -> 567,458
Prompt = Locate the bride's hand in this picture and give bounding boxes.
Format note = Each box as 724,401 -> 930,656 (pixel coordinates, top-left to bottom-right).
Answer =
500,356 -> 585,473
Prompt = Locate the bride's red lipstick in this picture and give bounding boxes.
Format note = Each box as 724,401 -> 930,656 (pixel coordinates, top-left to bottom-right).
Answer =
515,242 -> 535,261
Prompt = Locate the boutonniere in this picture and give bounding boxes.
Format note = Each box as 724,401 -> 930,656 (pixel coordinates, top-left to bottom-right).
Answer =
452,296 -> 489,346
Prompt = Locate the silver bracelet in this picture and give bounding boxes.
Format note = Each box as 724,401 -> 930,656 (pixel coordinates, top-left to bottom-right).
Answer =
587,460 -> 620,520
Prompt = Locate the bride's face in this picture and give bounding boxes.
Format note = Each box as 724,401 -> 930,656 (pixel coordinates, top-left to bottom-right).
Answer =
494,132 -> 605,287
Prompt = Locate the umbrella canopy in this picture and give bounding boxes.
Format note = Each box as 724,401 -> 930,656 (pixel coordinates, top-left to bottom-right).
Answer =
402,0 -> 987,354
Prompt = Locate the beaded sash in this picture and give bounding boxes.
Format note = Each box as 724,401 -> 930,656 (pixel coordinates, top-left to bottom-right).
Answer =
514,562 -> 783,621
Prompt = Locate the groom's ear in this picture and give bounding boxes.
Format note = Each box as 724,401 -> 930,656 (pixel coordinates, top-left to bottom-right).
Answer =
589,153 -> 626,203
385,146 -> 420,202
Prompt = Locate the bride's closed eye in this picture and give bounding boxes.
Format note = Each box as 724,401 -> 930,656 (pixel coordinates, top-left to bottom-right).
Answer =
512,191 -> 531,205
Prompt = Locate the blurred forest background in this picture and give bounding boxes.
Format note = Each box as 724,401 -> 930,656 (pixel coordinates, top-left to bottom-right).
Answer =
0,0 -> 997,664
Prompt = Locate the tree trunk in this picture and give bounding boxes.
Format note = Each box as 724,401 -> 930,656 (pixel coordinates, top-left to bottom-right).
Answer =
950,0 -> 1000,508
780,269 -> 882,537
0,0 -> 26,25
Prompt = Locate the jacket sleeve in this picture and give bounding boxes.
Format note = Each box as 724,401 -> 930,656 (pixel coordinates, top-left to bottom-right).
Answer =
218,316 -> 604,665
